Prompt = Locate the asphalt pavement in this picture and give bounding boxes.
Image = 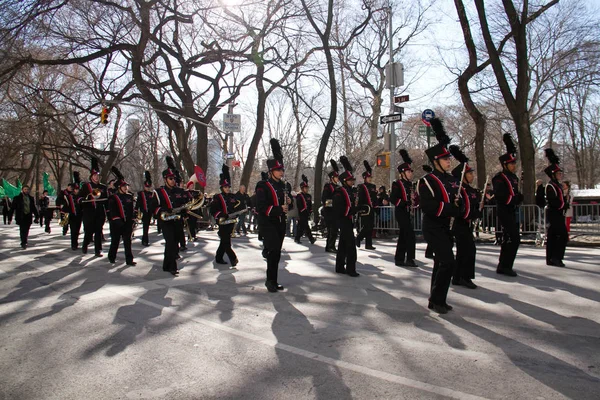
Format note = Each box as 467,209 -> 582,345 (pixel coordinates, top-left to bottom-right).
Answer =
0,223 -> 599,399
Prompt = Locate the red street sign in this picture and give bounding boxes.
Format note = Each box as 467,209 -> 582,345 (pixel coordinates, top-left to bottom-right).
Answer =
394,95 -> 409,103
232,160 -> 241,168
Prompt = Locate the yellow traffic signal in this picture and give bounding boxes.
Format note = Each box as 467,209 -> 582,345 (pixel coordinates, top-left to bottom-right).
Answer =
376,152 -> 390,168
100,107 -> 109,124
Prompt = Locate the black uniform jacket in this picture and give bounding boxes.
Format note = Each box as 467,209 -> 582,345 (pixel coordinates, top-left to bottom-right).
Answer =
210,192 -> 239,220
457,184 -> 482,222
333,185 -> 357,221
418,170 -> 460,226
390,179 -> 412,212
108,192 -> 135,222
296,192 -> 313,217
545,180 -> 567,214
255,178 -> 287,224
492,171 -> 523,210
136,190 -> 158,216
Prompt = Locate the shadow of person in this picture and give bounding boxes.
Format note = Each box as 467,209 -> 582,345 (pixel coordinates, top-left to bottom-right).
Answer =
82,287 -> 171,358
206,266 -> 238,323
444,314 -> 600,399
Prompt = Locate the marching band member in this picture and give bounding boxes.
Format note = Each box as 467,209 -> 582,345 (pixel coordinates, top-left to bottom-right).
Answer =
492,134 -> 523,277
65,172 -> 83,250
322,160 -> 340,253
79,157 -> 107,257
255,139 -> 290,292
544,148 -> 568,267
294,175 -> 316,245
391,149 -> 416,267
333,156 -> 359,277
107,167 -> 136,266
135,171 -> 158,246
418,118 -> 460,314
210,165 -> 239,267
11,185 -> 39,249
356,161 -> 377,250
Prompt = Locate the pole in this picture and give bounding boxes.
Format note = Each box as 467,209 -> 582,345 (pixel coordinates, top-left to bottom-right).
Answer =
388,5 -> 396,188
225,103 -> 234,168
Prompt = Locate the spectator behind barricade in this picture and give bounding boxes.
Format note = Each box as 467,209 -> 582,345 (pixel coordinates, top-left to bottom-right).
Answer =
235,184 -> 251,236
377,186 -> 387,205
378,197 -> 393,237
286,188 -> 298,237
563,180 -> 572,237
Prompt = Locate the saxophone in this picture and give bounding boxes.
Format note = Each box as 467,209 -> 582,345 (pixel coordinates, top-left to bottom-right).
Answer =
160,195 -> 205,221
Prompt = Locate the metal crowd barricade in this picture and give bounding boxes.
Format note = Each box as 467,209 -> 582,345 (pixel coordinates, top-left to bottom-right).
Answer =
570,204 -> 600,235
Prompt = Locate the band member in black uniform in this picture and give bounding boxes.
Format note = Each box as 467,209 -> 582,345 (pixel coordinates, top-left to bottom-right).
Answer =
11,185 -> 39,249
255,139 -> 290,292
392,149 -> 417,266
210,165 -> 240,267
107,167 -> 136,266
449,146 -> 480,289
65,173 -> 83,250
155,156 -> 188,276
174,171 -> 188,252
57,184 -> 73,235
79,157 -> 107,257
136,171 -> 158,246
322,160 -> 340,253
295,175 -> 316,245
257,171 -> 268,242
492,134 -> 523,277
39,190 -> 52,233
419,118 -> 461,314
544,149 -> 568,267
355,161 -> 377,250
2,196 -> 13,225
417,165 -> 435,260
333,156 -> 360,277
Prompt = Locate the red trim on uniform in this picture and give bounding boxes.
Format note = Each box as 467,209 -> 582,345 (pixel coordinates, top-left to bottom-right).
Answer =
68,195 -> 76,215
428,174 -> 450,203
299,193 -> 307,212
361,184 -> 373,206
218,194 -> 227,214
461,187 -> 470,219
159,188 -> 173,209
266,206 -> 273,216
114,194 -> 125,220
550,182 -> 565,210
500,173 -> 515,205
140,192 -> 148,212
341,187 -> 351,218
86,183 -> 96,208
264,181 -> 280,217
436,202 -> 444,217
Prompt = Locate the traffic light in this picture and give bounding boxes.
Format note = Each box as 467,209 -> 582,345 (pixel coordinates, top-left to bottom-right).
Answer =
100,107 -> 109,124
376,152 -> 390,168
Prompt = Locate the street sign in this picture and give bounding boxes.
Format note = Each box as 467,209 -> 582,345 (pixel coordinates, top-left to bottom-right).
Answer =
380,113 -> 402,125
232,160 -> 241,168
223,113 -> 241,132
394,106 -> 404,114
421,109 -> 435,127
385,62 -> 404,88
226,153 -> 235,159
419,126 -> 427,136
394,95 -> 409,103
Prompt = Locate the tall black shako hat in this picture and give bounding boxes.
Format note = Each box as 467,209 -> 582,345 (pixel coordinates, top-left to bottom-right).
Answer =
329,159 -> 340,179
72,171 -> 81,190
544,148 -> 562,178
90,157 -> 100,177
143,171 -> 153,188
499,134 -> 518,165
362,160 -> 372,179
260,171 -> 268,181
219,165 -> 231,188
162,156 -> 177,179
111,166 -> 128,188
300,174 -> 309,188
267,138 -> 284,171
425,118 -> 452,162
450,145 -> 473,179
339,156 -> 355,182
398,149 -> 413,173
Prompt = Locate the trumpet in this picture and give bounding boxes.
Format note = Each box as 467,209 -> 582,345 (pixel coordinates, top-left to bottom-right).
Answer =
160,195 -> 205,221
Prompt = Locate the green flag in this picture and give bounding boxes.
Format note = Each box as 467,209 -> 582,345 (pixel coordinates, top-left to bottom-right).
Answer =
1,179 -> 21,199
43,172 -> 57,196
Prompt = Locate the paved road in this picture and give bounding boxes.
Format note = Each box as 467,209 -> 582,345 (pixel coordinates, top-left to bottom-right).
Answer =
0,224 -> 599,399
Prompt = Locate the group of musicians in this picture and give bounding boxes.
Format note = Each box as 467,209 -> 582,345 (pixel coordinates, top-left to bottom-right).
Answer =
7,121 -> 570,313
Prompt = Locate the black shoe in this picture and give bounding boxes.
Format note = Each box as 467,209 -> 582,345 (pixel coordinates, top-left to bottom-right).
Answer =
335,269 -> 346,274
347,271 -> 360,277
549,258 -> 565,267
265,281 -> 278,293
355,238 -> 361,248
215,259 -> 228,265
309,238 -> 316,244
21,244 -> 27,249
459,278 -> 477,289
170,270 -> 179,276
126,261 -> 137,266
142,241 -> 149,246
404,259 -> 417,267
82,246 -> 88,254
94,253 -> 103,258
108,258 -> 116,264
452,278 -> 461,286
180,246 -> 188,252
428,301 -> 448,314
444,303 -> 454,311
365,246 -> 376,250
326,248 -> 337,254
395,261 -> 406,267
230,258 -> 238,267
276,283 -> 284,290
496,268 -> 518,277
71,247 -> 78,251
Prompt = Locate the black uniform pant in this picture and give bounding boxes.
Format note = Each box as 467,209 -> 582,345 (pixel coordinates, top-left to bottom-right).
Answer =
423,218 -> 455,306
178,219 -> 186,248
357,214 -> 374,247
108,220 -> 134,263
395,211 -> 415,263
42,209 -> 53,232
336,219 -> 357,273
261,220 -> 286,283
295,215 -> 315,242
454,221 -> 476,280
188,216 -> 197,239
3,211 -> 12,224
324,213 -> 338,250
162,220 -> 179,272
546,211 -> 567,263
216,223 -> 237,262
69,215 -> 82,249
82,212 -> 105,254
141,213 -> 152,244
497,208 -> 520,271
19,221 -> 32,246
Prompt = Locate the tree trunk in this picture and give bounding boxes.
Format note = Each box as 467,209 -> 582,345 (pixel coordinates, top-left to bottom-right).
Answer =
240,64 -> 266,189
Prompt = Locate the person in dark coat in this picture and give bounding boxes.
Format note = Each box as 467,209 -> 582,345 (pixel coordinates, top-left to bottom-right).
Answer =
38,190 -> 52,233
355,161 -> 377,250
492,134 -> 523,277
107,167 -> 136,266
210,165 -> 240,267
418,118 -> 461,314
295,175 -> 316,245
78,157 -> 108,257
544,149 -> 568,267
321,160 -> 340,253
255,139 -> 290,292
391,149 -> 416,267
449,146 -> 481,289
235,184 -> 251,235
66,174 -> 83,251
2,196 -> 13,225
11,185 -> 39,249
333,156 -> 360,277
135,171 -> 158,246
